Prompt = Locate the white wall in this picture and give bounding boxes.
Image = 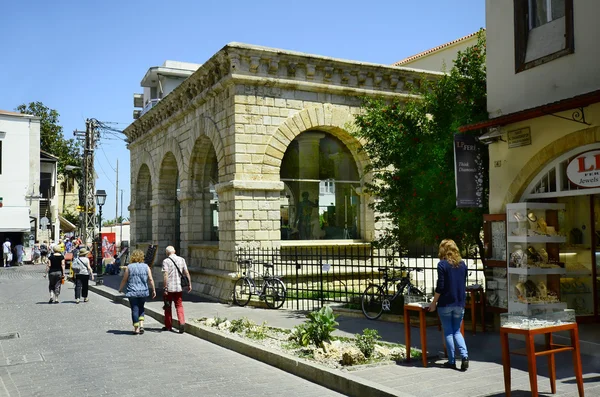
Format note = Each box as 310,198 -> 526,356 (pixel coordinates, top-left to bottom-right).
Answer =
399,37 -> 479,73
486,0 -> 600,117
0,114 -> 33,209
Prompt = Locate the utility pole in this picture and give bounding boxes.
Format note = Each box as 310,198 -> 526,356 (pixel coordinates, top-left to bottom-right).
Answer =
115,158 -> 119,237
75,119 -> 99,244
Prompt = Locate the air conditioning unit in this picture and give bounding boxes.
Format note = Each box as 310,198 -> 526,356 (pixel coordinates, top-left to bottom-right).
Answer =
133,110 -> 142,120
133,93 -> 143,108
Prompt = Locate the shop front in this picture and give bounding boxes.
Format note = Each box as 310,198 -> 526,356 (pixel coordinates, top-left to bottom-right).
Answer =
474,99 -> 600,323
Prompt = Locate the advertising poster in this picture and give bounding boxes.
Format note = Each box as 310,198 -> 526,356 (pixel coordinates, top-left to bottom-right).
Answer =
454,133 -> 484,208
101,232 -> 116,259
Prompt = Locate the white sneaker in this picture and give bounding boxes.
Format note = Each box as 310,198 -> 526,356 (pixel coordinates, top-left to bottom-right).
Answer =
76,299 -> 80,304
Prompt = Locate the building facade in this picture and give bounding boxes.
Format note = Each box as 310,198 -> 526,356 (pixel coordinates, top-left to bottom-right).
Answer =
0,110 -> 59,260
462,0 -> 600,320
124,43 -> 439,300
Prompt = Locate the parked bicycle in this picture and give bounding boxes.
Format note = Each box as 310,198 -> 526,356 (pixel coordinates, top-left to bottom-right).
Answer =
233,258 -> 287,309
361,266 -> 426,320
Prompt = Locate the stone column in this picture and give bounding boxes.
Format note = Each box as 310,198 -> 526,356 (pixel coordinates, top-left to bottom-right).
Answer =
296,132 -> 325,239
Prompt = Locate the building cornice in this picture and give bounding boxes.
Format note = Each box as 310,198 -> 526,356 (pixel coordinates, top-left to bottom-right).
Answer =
124,43 -> 441,145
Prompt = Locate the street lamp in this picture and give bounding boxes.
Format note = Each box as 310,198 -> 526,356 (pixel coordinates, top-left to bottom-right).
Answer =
95,189 -> 107,283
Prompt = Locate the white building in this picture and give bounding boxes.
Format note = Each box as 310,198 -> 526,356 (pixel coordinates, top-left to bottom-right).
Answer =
133,60 -> 202,119
0,110 -> 45,259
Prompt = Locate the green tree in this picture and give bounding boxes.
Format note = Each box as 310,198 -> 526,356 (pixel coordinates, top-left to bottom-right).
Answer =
353,31 -> 488,253
16,101 -> 82,178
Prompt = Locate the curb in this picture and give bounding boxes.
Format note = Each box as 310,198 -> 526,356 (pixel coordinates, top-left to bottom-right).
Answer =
89,284 -> 410,397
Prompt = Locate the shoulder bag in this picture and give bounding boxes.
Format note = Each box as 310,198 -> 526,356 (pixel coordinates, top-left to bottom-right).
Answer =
72,257 -> 83,274
169,257 -> 190,289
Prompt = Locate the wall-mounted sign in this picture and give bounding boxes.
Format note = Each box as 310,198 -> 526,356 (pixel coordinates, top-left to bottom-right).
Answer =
454,134 -> 484,208
508,127 -> 531,148
566,150 -> 600,188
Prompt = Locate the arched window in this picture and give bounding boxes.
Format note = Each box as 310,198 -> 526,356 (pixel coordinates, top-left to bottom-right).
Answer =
280,131 -> 361,240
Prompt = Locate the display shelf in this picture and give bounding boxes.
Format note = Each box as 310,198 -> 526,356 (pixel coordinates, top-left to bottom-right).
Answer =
506,202 -> 566,317
564,270 -> 593,276
508,267 -> 566,275
507,236 -> 567,243
509,301 -> 568,313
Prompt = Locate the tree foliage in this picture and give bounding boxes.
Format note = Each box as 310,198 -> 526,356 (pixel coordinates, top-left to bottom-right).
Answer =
16,101 -> 82,178
353,31 -> 488,252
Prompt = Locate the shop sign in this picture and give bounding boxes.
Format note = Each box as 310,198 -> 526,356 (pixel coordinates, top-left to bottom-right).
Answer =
507,127 -> 531,148
566,150 -> 600,188
454,134 -> 484,208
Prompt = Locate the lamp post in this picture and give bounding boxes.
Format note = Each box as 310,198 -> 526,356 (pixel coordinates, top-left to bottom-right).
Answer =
95,189 -> 107,284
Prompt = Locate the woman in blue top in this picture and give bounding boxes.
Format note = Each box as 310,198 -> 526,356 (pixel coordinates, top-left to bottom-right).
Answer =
428,239 -> 469,371
118,249 -> 156,335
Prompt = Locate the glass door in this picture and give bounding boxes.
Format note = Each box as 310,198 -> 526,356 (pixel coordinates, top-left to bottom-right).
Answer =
558,196 -> 595,318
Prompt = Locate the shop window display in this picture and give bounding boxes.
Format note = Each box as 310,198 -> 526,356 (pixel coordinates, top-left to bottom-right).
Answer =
506,203 -> 568,316
280,132 -> 361,240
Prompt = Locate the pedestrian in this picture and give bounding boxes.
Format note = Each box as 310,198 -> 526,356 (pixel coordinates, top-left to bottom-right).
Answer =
71,249 -> 94,304
65,238 -> 73,253
44,246 -> 65,303
33,241 -> 41,264
15,243 -> 24,266
40,241 -> 49,265
2,238 -> 11,267
162,246 -> 192,334
118,249 -> 156,335
428,239 -> 469,371
57,239 -> 65,253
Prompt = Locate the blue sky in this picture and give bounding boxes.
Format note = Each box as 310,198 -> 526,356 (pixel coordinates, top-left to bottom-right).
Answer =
1,0 -> 484,221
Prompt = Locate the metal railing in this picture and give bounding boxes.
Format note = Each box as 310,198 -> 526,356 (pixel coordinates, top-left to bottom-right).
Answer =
141,99 -> 160,115
236,245 -> 484,312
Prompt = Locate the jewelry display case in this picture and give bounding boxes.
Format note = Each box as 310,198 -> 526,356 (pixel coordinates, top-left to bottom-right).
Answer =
500,309 -> 576,330
506,203 -> 568,316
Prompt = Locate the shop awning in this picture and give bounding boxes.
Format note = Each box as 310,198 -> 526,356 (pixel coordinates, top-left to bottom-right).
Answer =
58,215 -> 76,232
0,207 -> 31,232
459,88 -> 600,133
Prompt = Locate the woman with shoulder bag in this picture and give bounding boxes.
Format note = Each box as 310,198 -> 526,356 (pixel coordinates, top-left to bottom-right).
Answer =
118,249 -> 156,335
73,249 -> 94,304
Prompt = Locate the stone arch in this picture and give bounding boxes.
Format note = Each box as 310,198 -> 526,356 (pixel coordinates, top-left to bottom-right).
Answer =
188,116 -> 226,180
157,151 -> 182,253
264,105 -> 371,182
158,137 -> 186,186
187,135 -> 220,242
134,164 -> 153,242
503,126 -> 600,207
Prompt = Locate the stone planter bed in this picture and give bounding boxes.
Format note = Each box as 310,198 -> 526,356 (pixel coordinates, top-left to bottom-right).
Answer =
194,316 -> 421,370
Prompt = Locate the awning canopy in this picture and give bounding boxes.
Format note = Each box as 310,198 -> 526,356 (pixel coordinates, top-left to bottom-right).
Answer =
0,207 -> 31,233
58,215 -> 76,232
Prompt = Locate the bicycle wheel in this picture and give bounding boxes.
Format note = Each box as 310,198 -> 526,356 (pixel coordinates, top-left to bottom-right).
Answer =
361,284 -> 385,320
233,278 -> 252,307
264,279 -> 286,309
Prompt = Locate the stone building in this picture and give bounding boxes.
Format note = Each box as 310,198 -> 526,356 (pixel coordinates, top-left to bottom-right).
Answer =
124,43 -> 439,300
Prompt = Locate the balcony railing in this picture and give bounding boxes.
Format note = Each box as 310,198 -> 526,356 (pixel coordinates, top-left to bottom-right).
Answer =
141,99 -> 160,116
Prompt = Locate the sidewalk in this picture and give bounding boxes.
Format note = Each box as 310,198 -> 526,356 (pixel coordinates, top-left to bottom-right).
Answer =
92,274 -> 600,397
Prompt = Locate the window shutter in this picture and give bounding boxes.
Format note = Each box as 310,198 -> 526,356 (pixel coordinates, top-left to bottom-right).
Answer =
514,0 -> 529,72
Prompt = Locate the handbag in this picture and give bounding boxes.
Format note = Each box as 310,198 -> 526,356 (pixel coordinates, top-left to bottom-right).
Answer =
169,257 -> 190,289
72,258 -> 83,274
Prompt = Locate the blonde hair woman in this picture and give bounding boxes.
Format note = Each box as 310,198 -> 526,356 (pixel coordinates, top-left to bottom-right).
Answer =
118,249 -> 156,334
428,239 -> 469,371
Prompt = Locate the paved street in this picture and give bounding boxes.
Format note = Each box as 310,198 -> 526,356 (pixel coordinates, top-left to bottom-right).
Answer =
0,265 -> 343,397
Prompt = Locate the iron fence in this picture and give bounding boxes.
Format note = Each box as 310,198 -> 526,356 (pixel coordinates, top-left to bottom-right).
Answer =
236,245 -> 484,312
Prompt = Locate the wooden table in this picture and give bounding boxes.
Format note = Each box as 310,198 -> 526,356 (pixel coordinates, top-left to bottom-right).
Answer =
500,322 -> 584,397
404,304 -> 464,367
466,286 -> 485,334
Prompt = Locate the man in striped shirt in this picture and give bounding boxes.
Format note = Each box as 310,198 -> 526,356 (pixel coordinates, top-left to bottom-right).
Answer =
162,246 -> 192,333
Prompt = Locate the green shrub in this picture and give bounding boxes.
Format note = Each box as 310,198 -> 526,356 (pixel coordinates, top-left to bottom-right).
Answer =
246,322 -> 267,340
229,317 -> 254,333
355,328 -> 381,358
213,316 -> 228,326
291,306 -> 339,348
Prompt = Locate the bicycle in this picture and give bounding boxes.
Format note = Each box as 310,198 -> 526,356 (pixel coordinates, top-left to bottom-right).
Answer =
233,258 -> 287,309
361,265 -> 426,320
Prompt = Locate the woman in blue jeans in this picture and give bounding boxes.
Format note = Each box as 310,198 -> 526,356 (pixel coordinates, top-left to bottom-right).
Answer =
118,249 -> 156,334
428,239 -> 469,371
